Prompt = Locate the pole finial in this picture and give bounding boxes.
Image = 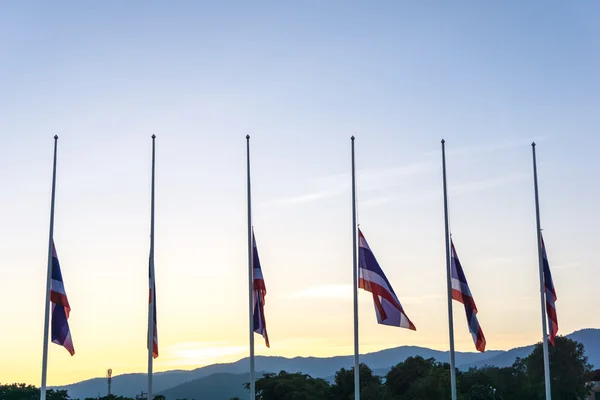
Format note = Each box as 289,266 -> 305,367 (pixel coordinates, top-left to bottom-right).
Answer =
54,135 -> 58,140
152,134 -> 156,139
441,139 -> 445,144
351,136 -> 355,141
532,142 -> 536,147
246,134 -> 250,140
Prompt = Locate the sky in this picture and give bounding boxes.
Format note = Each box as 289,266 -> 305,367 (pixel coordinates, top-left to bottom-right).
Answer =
1,0 -> 599,387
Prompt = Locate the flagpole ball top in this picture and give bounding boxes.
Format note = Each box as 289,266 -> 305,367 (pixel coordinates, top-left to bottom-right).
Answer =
351,136 -> 355,141
54,135 -> 58,139
152,134 -> 156,139
532,142 -> 536,147
441,139 -> 445,144
246,134 -> 250,139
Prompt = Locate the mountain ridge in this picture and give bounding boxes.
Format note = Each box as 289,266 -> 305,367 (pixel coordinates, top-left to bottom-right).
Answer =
56,328 -> 600,399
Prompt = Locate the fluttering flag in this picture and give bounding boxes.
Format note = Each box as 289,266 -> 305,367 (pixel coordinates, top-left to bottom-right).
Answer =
450,241 -> 486,352
149,259 -> 158,358
541,234 -> 558,345
358,229 -> 416,330
50,243 -> 75,356
252,231 -> 270,347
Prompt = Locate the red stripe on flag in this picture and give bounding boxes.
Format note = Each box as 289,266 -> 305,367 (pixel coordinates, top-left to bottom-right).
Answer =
451,289 -> 478,313
359,278 -> 416,330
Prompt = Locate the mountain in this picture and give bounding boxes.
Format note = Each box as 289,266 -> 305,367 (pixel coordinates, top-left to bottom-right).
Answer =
60,351 -> 496,399
459,328 -> 600,371
58,328 -> 600,399
57,370 -> 193,400
157,372 -> 253,400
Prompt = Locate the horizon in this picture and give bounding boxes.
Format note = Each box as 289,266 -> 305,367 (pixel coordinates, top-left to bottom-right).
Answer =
1,0 -> 599,388
52,326 -> 599,386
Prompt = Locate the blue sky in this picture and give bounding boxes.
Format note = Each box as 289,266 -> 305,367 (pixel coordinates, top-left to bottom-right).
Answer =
0,0 -> 599,385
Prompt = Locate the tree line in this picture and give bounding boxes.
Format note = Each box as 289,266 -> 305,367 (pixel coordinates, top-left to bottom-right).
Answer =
1,337 -> 593,400
0,386 -> 165,400
242,336 -> 593,400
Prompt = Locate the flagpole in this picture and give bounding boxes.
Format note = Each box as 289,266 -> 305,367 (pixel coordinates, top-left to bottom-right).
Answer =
532,142 -> 552,400
40,135 -> 59,400
441,139 -> 457,400
351,136 -> 360,400
246,135 -> 255,400
148,134 -> 156,400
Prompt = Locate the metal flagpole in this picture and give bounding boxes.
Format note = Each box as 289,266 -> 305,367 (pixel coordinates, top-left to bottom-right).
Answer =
40,135 -> 59,400
148,134 -> 156,400
532,142 -> 552,400
351,136 -> 360,400
441,139 -> 457,400
246,135 -> 255,400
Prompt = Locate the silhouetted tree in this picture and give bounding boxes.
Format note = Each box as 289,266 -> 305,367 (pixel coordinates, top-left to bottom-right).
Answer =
405,361 -> 452,400
385,356 -> 435,397
460,365 -> 529,400
0,384 -> 69,400
330,363 -> 382,400
520,335 -> 593,399
248,371 -> 330,400
384,356 -> 452,399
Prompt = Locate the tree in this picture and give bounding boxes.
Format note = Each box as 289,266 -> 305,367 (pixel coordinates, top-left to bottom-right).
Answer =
385,356 -> 452,399
359,380 -> 391,400
385,356 -> 436,397
403,361 -> 452,400
0,384 -> 69,400
249,371 -> 330,400
330,363 -> 383,400
463,383 -> 497,400
460,365 -> 528,400
521,335 -> 593,400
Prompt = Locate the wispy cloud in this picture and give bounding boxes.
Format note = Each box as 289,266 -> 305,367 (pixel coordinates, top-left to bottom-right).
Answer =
265,136 -> 538,209
420,136 -> 547,158
359,172 -> 529,208
271,190 -> 341,206
450,172 -> 529,196
285,284 -> 354,300
358,162 -> 434,191
160,341 -> 246,366
481,255 -> 529,267
551,261 -> 582,271
285,284 -> 440,305
266,161 -> 435,207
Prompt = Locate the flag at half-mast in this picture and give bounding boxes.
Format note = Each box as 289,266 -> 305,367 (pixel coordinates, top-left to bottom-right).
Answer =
149,257 -> 158,358
252,230 -> 270,347
50,242 -> 75,355
541,234 -> 558,345
358,228 -> 416,330
451,241 -> 486,352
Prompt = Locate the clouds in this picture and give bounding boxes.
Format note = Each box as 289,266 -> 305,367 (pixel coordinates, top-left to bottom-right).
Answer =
284,284 -> 354,300
161,341 -> 247,366
265,160 -> 435,208
264,136 -> 540,210
284,284 -> 441,305
420,136 -> 547,159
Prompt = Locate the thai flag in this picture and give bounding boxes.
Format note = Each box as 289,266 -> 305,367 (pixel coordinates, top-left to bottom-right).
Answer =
149,258 -> 158,358
252,231 -> 269,347
50,243 -> 75,356
451,241 -> 486,352
358,229 -> 416,330
541,234 -> 558,345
